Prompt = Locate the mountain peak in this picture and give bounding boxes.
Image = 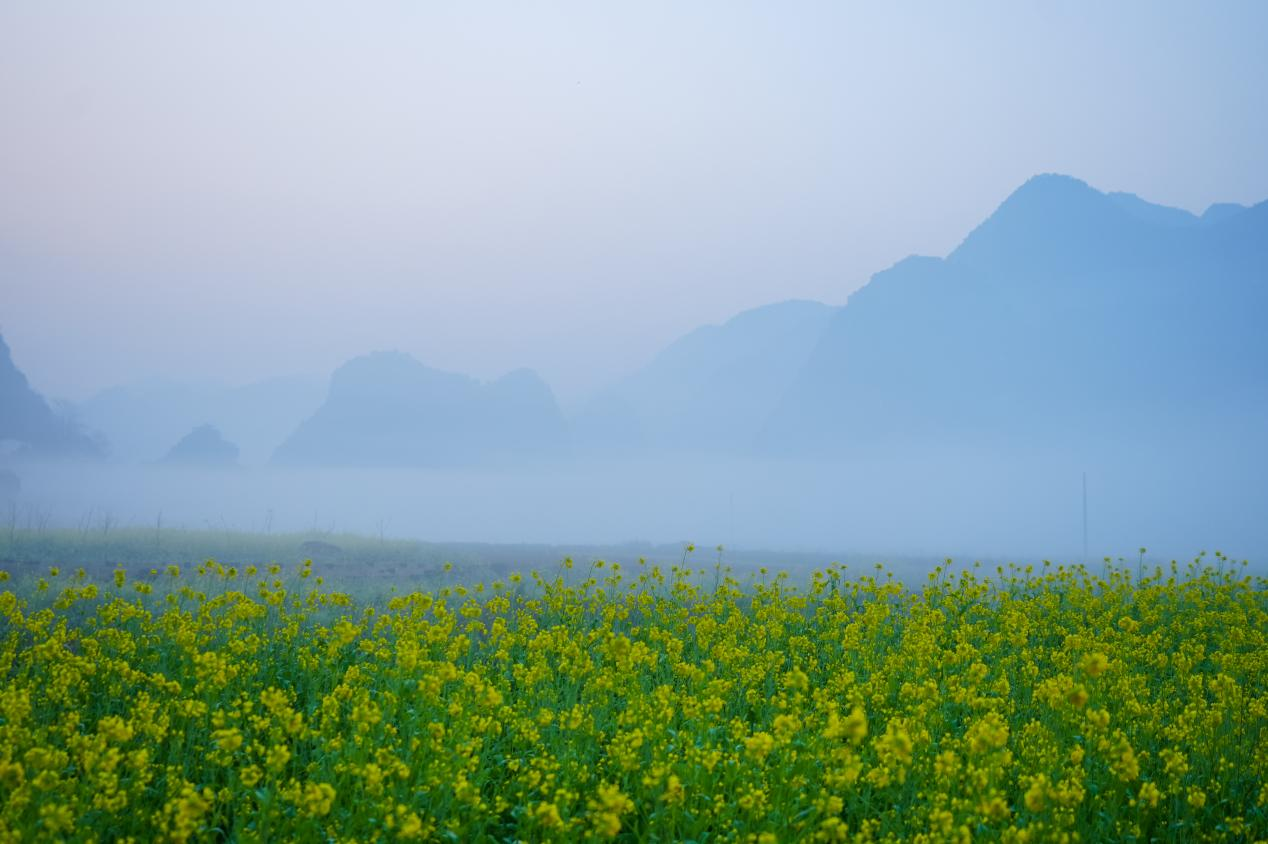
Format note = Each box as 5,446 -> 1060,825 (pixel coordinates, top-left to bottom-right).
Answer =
1201,202 -> 1249,225
948,174 -> 1177,273
978,173 -> 1109,226
163,424 -> 239,466
1010,172 -> 1098,200
327,350 -> 478,405
1,332 -> 104,457
274,352 -> 565,467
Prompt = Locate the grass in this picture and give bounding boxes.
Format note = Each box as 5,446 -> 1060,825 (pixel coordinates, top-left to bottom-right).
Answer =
0,524 -> 942,597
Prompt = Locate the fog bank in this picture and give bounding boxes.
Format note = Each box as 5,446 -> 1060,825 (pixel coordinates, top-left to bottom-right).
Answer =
6,449 -> 1263,566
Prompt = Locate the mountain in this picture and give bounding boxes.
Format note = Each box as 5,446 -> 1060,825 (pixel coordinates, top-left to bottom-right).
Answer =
573,300 -> 836,452
163,424 -> 239,466
0,333 -> 102,458
761,174 -> 1268,455
77,375 -> 324,464
273,351 -> 567,467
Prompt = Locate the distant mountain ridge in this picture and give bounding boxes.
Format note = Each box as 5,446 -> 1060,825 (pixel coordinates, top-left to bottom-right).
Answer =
8,173 -> 1265,472
76,375 -> 324,464
761,174 -> 1268,454
572,300 -> 836,452
273,351 -> 567,467
163,424 -> 239,466
0,332 -> 102,457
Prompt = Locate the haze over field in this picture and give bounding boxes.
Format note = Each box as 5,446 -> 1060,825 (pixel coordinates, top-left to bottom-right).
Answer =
2,3 -> 1267,564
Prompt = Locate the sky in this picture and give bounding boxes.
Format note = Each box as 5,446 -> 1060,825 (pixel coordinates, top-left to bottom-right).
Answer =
3,1 -> 1268,406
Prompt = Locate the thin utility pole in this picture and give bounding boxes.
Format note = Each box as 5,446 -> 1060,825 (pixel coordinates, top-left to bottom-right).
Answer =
729,492 -> 735,553
1082,472 -> 1088,567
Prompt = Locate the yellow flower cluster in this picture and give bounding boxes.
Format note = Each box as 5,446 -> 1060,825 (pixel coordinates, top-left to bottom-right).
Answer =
0,554 -> 1265,841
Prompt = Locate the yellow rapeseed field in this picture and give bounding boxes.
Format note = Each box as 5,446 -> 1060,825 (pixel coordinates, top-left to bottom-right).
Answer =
1,553 -> 1265,842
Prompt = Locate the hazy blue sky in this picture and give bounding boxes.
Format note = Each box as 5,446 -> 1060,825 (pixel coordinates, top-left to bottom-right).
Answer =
3,1 -> 1267,404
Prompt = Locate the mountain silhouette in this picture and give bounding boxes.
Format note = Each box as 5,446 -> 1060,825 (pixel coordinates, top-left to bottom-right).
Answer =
77,375 -> 324,464
0,333 -> 103,458
760,174 -> 1268,455
573,300 -> 835,452
163,424 -> 239,466
273,351 -> 567,467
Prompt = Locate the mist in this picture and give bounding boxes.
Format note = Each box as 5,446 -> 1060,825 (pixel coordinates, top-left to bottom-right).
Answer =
7,437 -> 1267,566
3,3 -> 1268,570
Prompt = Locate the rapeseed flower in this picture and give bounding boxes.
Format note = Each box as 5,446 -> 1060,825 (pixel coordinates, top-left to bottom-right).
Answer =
0,554 -> 1262,841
